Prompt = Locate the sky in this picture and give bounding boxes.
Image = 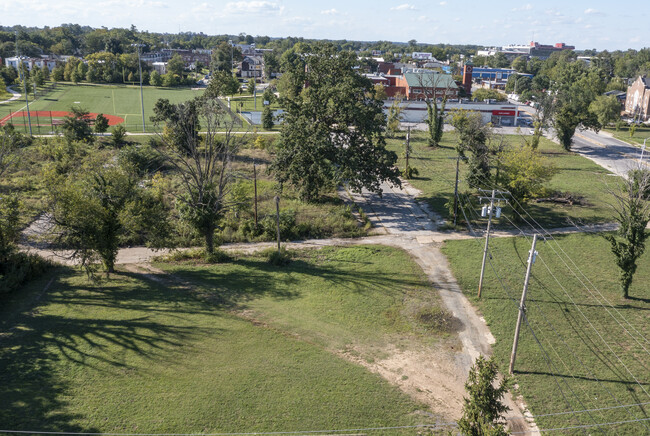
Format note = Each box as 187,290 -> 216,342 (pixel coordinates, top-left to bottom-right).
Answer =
2,0 -> 649,51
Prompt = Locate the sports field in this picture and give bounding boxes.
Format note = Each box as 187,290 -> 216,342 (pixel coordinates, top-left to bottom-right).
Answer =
0,82 -> 206,133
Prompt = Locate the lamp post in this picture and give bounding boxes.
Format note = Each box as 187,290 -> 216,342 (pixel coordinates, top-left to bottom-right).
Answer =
228,40 -> 233,76
131,43 -> 146,132
15,31 -> 32,136
642,138 -> 647,162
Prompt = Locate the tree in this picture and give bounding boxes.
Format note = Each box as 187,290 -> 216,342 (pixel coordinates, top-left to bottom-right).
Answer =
271,42 -> 401,202
545,62 -> 602,151
205,70 -> 240,97
262,106 -> 274,130
0,132 -> 20,260
48,164 -> 168,275
62,106 -> 94,144
111,124 -> 127,148
211,41 -> 242,73
415,72 -> 451,148
386,96 -> 404,138
472,88 -> 507,102
451,110 -> 492,188
247,78 -> 256,95
589,95 -> 621,128
604,169 -> 650,299
373,83 -> 387,101
94,113 -> 109,134
152,96 -> 246,254
167,53 -> 184,76
149,70 -> 163,86
511,56 -> 528,73
497,145 -> 557,219
458,355 -> 510,436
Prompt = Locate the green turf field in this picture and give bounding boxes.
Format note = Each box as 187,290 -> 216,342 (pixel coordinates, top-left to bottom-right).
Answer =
0,246 -> 446,433
0,82 -> 206,133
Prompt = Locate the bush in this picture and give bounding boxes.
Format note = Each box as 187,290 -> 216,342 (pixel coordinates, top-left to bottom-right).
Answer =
111,124 -> 127,148
118,144 -> 165,176
260,210 -> 297,240
156,247 -> 230,264
0,252 -> 53,294
263,247 -> 293,266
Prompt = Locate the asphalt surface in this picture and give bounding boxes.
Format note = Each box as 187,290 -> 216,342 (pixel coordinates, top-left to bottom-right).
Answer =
571,129 -> 648,178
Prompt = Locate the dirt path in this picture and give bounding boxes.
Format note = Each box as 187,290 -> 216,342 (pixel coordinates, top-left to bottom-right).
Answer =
29,179 -> 616,432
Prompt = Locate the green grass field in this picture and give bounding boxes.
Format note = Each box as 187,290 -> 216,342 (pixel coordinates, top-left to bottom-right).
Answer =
386,131 -> 618,229
603,125 -> 650,146
443,233 -> 649,434
0,82 -> 205,133
0,246 -> 448,433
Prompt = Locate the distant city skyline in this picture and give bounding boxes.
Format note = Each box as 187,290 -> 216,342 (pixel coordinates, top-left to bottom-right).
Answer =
2,0 -> 648,52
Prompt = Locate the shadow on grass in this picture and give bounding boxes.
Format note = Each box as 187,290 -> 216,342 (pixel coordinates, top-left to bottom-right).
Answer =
0,267 -> 217,430
162,255 -> 424,310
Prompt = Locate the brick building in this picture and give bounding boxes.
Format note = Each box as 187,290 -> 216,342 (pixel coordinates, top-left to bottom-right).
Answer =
625,76 -> 650,121
394,72 -> 458,100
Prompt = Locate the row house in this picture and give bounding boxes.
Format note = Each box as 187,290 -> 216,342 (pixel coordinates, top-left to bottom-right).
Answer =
4,55 -> 67,72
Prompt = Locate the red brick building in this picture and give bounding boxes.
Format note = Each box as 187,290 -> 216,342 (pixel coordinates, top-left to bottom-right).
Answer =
625,76 -> 650,121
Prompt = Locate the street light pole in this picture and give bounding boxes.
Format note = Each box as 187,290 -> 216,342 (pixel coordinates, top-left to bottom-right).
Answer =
15,31 -> 32,136
132,43 -> 146,133
641,138 -> 647,162
228,40 -> 233,76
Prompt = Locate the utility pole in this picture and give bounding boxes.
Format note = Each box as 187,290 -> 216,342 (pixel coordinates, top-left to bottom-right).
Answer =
509,234 -> 539,374
253,160 -> 258,228
453,154 -> 460,226
16,31 -> 32,136
405,125 -> 411,174
477,189 -> 509,299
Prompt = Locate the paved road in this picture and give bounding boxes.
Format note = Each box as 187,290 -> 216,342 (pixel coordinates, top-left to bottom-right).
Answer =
0,86 -> 21,104
571,129 -> 648,178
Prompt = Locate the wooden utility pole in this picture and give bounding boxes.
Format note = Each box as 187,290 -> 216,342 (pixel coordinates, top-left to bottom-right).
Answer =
274,195 -> 281,252
477,189 -> 509,299
253,160 -> 258,227
453,154 -> 460,226
509,234 -> 539,374
405,125 -> 411,172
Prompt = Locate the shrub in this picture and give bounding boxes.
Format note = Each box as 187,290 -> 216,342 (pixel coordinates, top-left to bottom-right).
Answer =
111,124 -> 128,148
118,144 -> 165,176
0,252 -> 53,294
263,247 -> 293,266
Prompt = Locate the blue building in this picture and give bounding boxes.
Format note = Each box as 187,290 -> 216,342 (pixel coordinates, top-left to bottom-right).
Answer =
470,68 -> 533,82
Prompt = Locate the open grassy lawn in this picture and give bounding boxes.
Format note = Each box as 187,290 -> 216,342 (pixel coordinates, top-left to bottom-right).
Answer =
443,233 -> 650,435
603,125 -> 650,147
228,94 -> 282,112
0,246 -> 446,433
386,130 -> 617,229
0,82 -> 205,133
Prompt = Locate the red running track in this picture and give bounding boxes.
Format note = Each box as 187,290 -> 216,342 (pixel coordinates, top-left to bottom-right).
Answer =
0,111 -> 124,126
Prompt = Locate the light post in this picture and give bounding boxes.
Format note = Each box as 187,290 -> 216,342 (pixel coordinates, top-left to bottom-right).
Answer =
15,31 -> 32,136
228,40 -> 233,76
642,138 -> 647,162
131,43 -> 146,132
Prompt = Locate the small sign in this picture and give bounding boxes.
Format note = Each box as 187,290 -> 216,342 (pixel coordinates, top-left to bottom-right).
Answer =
263,100 -> 270,106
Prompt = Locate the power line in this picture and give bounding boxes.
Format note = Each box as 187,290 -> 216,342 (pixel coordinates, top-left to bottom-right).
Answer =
456,197 -> 598,430
510,416 -> 650,434
0,423 -> 458,436
508,400 -> 650,420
